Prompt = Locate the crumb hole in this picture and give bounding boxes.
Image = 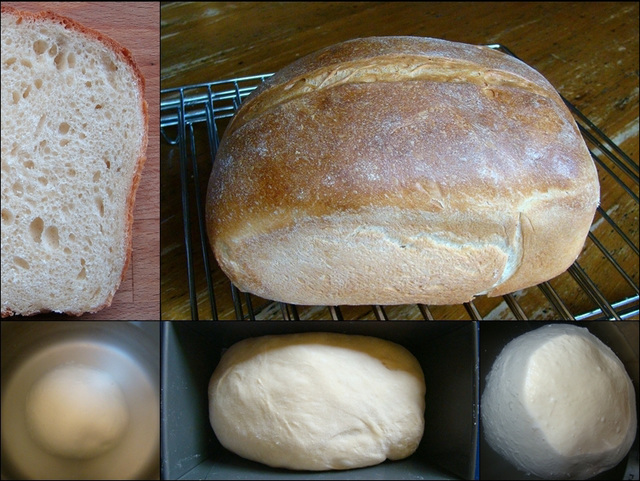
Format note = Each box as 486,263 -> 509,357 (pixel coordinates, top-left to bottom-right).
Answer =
36,114 -> 46,134
38,176 -> 48,186
14,256 -> 29,269
12,91 -> 20,104
48,44 -> 57,56
93,171 -> 101,182
20,59 -> 32,68
12,182 -> 24,196
54,51 -> 66,70
24,160 -> 35,169
5,57 -> 17,66
58,122 -> 70,134
106,58 -> 117,71
2,209 -> 14,224
44,226 -> 59,248
34,78 -> 43,89
29,217 -> 44,243
67,52 -> 76,68
77,267 -> 86,280
22,85 -> 32,99
95,196 -> 104,217
33,40 -> 48,54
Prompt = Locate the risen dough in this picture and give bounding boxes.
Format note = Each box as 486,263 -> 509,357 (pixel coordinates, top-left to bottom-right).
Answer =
25,364 -> 129,459
208,332 -> 425,471
482,324 -> 637,479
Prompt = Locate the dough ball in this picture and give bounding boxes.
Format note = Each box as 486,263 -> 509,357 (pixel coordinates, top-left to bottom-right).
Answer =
208,332 -> 425,471
481,324 -> 637,479
25,364 -> 129,459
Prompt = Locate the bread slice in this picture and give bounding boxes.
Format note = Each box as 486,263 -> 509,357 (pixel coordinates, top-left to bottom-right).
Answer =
1,7 -> 148,317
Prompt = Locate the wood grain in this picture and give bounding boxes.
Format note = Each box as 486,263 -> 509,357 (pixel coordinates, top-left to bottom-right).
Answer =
160,2 -> 639,320
4,1 -> 160,320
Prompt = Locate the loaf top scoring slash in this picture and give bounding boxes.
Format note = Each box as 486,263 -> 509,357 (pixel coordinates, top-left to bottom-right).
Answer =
1,7 -> 148,316
206,36 -> 600,306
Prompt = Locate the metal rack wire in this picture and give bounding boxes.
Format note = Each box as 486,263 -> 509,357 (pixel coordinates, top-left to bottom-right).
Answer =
161,45 -> 639,320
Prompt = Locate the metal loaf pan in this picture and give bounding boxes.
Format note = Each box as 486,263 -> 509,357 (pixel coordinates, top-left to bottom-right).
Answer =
161,321 -> 479,480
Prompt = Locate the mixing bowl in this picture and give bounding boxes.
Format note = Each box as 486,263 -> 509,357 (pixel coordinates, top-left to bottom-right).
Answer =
1,321 -> 160,480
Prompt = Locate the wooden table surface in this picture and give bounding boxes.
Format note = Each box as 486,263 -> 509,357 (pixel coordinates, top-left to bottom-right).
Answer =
4,1 -> 161,320
160,2 -> 639,320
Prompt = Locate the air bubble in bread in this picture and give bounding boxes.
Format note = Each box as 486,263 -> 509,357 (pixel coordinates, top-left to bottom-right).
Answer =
481,323 -> 637,479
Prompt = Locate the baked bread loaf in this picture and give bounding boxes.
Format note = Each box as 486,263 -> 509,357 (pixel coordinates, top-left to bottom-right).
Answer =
481,324 -> 637,479
206,36 -> 600,306
208,332 -> 425,470
1,7 -> 148,316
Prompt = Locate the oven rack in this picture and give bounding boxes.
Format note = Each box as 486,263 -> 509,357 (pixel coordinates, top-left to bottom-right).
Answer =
160,44 -> 639,320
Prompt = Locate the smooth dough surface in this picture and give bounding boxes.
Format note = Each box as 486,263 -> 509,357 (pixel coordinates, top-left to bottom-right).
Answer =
25,364 -> 129,459
208,332 -> 426,471
481,324 -> 637,479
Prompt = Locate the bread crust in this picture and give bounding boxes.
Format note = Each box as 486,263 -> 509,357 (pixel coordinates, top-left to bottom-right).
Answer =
1,6 -> 148,317
206,36 -> 599,306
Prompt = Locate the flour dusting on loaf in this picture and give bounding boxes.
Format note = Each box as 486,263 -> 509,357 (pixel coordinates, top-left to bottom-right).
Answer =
206,36 -> 599,306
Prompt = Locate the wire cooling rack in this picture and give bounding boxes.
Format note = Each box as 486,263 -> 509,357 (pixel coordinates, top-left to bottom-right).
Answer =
160,44 -> 639,320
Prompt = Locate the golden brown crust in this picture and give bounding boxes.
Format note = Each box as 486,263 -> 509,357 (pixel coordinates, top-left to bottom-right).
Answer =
229,38 -> 560,137
1,6 -> 148,317
206,37 -> 599,306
